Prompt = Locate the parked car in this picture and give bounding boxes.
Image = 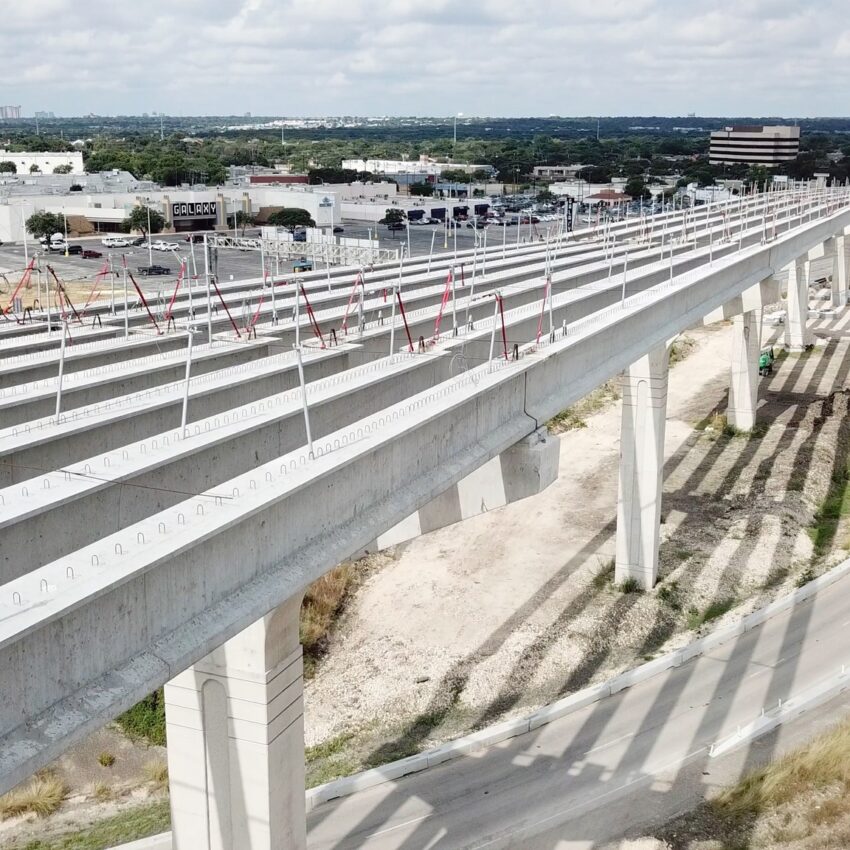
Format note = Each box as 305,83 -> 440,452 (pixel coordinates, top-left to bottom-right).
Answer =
130,237 -> 146,246
332,226 -> 344,234
386,222 -> 406,232
64,244 -> 83,255
293,230 -> 307,242
293,258 -> 313,273
137,265 -> 171,276
82,249 -> 103,259
102,236 -> 130,248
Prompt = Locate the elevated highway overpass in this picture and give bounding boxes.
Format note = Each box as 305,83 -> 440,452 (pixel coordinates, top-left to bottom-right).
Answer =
0,185 -> 848,849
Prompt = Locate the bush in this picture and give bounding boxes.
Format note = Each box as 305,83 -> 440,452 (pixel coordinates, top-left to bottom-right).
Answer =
117,690 -> 166,746
0,771 -> 67,820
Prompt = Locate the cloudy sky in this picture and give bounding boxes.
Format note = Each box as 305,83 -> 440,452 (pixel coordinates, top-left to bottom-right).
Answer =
2,0 -> 847,117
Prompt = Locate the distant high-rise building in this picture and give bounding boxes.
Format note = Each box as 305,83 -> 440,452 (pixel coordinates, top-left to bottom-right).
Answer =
0,105 -> 22,120
709,125 -> 800,166
34,111 -> 54,119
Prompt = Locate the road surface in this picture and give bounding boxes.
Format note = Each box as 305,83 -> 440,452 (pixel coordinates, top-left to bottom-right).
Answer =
306,568 -> 850,848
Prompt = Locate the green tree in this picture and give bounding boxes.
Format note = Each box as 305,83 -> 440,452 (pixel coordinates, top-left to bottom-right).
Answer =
29,164 -> 41,174
267,208 -> 315,229
53,164 -> 73,174
624,176 -> 651,200
0,160 -> 16,174
440,168 -> 472,183
409,182 -> 434,197
234,210 -> 256,235
746,165 -> 772,191
126,204 -> 166,238
26,211 -> 64,241
379,208 -> 406,225
576,165 -> 612,184
536,189 -> 556,204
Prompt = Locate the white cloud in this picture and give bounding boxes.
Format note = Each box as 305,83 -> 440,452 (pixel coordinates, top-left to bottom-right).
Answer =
0,0 -> 845,116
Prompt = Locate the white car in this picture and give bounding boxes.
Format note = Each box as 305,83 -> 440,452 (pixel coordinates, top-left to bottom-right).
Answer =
101,236 -> 130,248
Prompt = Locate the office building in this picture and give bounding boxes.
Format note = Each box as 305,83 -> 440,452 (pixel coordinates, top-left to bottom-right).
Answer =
709,125 -> 800,166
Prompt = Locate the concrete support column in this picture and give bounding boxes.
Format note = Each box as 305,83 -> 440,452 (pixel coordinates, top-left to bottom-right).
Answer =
615,345 -> 669,590
784,258 -> 813,351
165,595 -> 306,850
727,310 -> 761,432
371,427 -> 560,550
832,235 -> 848,308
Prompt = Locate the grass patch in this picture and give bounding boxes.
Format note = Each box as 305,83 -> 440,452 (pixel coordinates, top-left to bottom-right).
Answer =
305,732 -> 360,788
655,716 -> 850,848
591,558 -> 615,590
712,715 -> 850,822
142,760 -> 168,789
618,576 -> 643,594
4,800 -> 171,850
808,464 -> 850,556
301,564 -> 359,678
687,597 -> 736,630
97,752 -> 115,768
548,379 -> 620,434
116,689 -> 166,747
657,581 -> 682,611
305,731 -> 355,763
796,565 -> 816,588
91,782 -> 114,802
695,410 -> 767,439
0,772 -> 68,820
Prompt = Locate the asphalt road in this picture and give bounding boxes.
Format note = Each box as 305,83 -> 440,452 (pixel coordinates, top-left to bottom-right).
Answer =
305,571 -> 850,849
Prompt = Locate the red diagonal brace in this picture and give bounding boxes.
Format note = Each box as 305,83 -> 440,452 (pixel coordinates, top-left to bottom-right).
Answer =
299,285 -> 326,348
497,294 -> 508,360
3,258 -> 35,315
46,265 -> 82,324
396,288 -> 414,352
210,277 -> 241,338
164,262 -> 186,322
126,270 -> 162,334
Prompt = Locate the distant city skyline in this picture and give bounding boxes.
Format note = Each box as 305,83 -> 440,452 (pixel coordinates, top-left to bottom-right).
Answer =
3,0 -> 849,118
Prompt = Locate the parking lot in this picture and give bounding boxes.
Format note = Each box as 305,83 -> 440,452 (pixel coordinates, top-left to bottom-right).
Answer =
0,216 -> 565,301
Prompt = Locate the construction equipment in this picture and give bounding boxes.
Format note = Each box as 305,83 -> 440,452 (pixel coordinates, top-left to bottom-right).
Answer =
759,347 -> 775,376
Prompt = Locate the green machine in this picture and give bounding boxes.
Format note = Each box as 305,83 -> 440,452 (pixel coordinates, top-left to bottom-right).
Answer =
759,346 -> 775,376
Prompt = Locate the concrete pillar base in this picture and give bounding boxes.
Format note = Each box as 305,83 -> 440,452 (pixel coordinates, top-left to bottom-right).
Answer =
784,257 -> 813,351
828,235 -> 848,309
728,310 -> 760,432
614,346 -> 669,590
165,595 -> 306,850
373,427 -> 560,549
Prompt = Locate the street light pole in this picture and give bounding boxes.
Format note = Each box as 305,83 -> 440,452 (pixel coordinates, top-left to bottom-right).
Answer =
452,112 -> 463,162
147,204 -> 153,266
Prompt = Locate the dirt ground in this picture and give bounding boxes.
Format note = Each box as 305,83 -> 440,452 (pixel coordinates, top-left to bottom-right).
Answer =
303,299 -> 850,782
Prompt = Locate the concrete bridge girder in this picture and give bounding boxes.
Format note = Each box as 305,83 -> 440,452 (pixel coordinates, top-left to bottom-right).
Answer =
1,192 -> 849,821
